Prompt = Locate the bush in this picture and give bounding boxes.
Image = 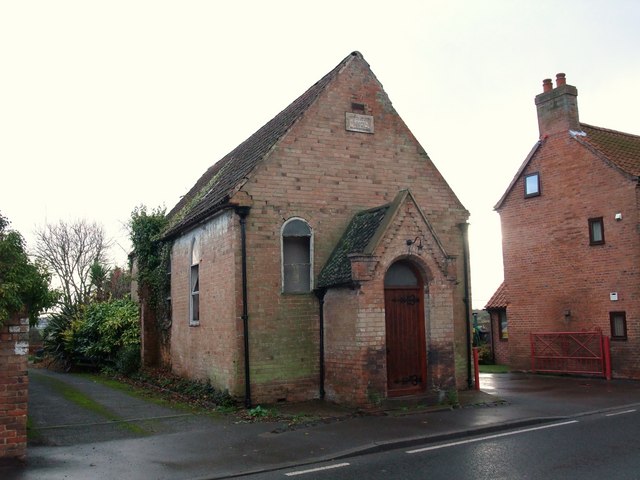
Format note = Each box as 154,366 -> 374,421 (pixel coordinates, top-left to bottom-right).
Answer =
43,299 -> 140,372
477,344 -> 494,365
115,344 -> 141,375
78,299 -> 140,366
43,303 -> 84,369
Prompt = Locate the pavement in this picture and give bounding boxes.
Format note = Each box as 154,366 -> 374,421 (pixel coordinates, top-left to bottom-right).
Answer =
3,368 -> 640,480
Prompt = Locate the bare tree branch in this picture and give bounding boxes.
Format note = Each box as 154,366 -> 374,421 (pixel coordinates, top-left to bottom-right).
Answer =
34,219 -> 110,306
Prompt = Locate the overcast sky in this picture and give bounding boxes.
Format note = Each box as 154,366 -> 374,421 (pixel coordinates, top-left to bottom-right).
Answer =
2,0 -> 639,308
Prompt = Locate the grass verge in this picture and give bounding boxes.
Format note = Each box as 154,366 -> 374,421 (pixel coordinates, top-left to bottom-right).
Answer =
479,364 -> 510,374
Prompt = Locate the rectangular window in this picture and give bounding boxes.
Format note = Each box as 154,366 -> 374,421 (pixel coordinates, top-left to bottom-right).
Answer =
524,172 -> 540,198
589,217 -> 605,245
610,312 -> 627,340
498,310 -> 508,340
282,219 -> 312,293
166,255 -> 172,324
190,264 -> 199,324
283,236 -> 311,292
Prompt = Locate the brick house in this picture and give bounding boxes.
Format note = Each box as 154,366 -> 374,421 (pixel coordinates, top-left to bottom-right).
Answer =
150,52 -> 472,406
484,282 -> 508,365
490,73 -> 640,378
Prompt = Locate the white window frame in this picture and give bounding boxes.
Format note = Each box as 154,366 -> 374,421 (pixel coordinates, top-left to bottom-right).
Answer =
281,217 -> 314,293
524,172 -> 541,198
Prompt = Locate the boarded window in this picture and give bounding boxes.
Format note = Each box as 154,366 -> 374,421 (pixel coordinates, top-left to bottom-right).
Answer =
190,238 -> 200,324
610,311 -> 627,340
166,253 -> 172,324
384,261 -> 419,287
282,219 -> 312,293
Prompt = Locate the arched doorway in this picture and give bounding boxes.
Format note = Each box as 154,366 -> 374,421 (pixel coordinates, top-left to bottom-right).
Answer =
384,260 -> 427,397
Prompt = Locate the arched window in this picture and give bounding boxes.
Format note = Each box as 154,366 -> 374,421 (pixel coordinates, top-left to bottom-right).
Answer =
282,218 -> 312,293
190,237 -> 200,325
384,261 -> 419,287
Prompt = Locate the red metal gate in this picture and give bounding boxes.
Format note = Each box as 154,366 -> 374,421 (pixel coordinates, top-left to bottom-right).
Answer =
530,330 -> 610,378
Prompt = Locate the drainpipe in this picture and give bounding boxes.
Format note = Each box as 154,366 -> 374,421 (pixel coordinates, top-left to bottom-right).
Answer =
315,288 -> 327,399
236,206 -> 252,408
458,222 -> 473,389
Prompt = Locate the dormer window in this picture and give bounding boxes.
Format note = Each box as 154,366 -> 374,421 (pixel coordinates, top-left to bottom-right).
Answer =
524,172 -> 540,198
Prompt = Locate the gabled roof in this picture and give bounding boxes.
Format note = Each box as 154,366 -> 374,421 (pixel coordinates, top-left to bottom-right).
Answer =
163,51 -> 366,239
317,189 -> 450,289
484,282 -> 507,310
317,203 -> 391,289
577,123 -> 640,177
495,122 -> 640,211
493,141 -> 541,211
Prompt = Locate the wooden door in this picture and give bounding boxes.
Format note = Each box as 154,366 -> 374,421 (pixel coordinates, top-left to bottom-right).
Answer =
385,285 -> 427,397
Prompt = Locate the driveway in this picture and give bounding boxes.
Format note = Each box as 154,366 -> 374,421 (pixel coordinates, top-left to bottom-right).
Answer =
27,368 -> 233,446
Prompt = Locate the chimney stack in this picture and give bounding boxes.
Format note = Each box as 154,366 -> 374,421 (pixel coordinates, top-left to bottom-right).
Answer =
535,73 -> 579,138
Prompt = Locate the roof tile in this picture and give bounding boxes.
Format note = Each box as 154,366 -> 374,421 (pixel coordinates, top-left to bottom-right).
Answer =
579,123 -> 640,177
317,204 -> 390,288
485,282 -> 507,310
163,52 -> 364,238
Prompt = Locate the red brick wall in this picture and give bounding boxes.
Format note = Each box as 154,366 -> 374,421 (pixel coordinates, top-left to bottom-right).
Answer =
170,210 -> 244,395
499,134 -> 640,377
169,56 -> 470,404
323,197 -> 462,405
0,314 -> 29,463
239,57 -> 469,403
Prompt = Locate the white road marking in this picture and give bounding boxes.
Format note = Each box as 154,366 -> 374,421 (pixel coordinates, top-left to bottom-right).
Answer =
285,463 -> 351,476
406,420 -> 579,454
606,409 -> 637,417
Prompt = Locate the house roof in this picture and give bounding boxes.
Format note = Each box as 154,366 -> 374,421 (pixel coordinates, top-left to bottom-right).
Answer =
317,189 -> 451,289
317,203 -> 391,289
163,51 -> 366,239
484,282 -> 507,310
578,123 -> 640,177
495,122 -> 640,211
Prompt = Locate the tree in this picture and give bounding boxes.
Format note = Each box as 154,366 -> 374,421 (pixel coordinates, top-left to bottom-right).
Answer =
34,219 -> 110,307
90,263 -> 131,302
0,212 -> 55,326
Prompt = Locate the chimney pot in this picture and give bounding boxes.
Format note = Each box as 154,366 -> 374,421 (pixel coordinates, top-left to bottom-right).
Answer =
535,73 -> 579,137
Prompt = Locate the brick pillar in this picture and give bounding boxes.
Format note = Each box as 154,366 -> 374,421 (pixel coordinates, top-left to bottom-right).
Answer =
0,314 -> 29,464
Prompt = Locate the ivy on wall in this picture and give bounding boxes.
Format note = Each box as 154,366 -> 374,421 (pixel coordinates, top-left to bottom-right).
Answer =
128,206 -> 172,338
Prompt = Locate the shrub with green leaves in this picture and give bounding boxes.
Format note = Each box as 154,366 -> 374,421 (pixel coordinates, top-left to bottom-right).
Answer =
78,299 -> 140,366
115,344 -> 141,375
43,303 -> 84,369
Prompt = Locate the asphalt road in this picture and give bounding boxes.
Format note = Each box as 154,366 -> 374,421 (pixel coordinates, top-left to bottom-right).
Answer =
14,370 -> 640,480
249,407 -> 640,480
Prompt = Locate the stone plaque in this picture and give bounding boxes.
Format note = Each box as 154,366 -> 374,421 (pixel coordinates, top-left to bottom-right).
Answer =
345,112 -> 374,134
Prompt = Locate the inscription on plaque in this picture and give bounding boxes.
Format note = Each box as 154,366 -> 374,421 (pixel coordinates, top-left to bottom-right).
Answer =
345,112 -> 374,134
